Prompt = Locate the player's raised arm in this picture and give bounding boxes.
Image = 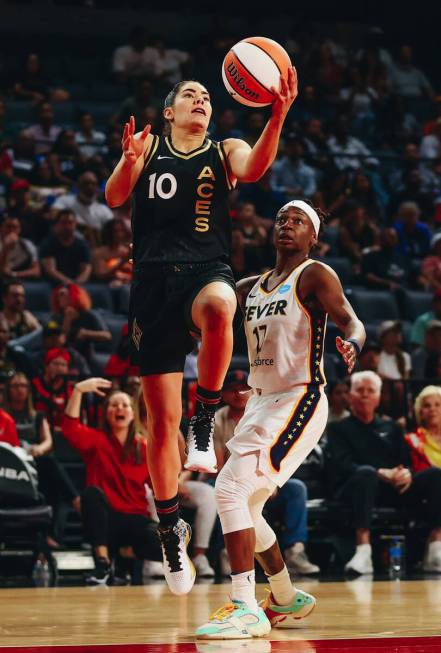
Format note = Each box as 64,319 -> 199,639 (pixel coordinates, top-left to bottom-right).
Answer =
105,115 -> 152,207
301,263 -> 366,373
223,67 -> 298,183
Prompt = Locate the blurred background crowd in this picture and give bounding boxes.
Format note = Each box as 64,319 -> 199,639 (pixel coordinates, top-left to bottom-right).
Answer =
0,4 -> 441,585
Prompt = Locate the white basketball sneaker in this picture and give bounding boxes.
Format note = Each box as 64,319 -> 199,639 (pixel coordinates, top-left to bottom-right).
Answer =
184,411 -> 217,473
158,519 -> 196,595
345,544 -> 374,575
196,600 -> 271,639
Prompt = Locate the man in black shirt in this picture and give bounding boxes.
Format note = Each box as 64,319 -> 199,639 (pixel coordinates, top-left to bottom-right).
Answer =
39,209 -> 92,285
325,370 -> 441,574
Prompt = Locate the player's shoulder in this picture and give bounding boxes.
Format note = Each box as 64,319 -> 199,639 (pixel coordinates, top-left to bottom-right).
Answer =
303,259 -> 340,282
222,137 -> 251,155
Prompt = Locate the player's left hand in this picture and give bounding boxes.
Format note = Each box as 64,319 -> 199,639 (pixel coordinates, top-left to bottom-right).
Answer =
270,66 -> 298,120
336,336 -> 357,373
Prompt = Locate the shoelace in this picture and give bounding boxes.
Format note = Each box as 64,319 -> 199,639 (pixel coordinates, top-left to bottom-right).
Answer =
210,602 -> 236,621
188,412 -> 214,452
158,524 -> 183,573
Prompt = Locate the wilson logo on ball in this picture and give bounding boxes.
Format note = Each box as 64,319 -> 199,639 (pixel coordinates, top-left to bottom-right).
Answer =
225,62 -> 259,100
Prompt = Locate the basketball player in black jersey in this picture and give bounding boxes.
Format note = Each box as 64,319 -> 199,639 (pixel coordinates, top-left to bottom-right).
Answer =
105,73 -> 297,595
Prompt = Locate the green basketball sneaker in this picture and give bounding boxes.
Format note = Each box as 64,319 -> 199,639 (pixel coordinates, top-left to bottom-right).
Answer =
261,589 -> 316,628
196,600 -> 271,639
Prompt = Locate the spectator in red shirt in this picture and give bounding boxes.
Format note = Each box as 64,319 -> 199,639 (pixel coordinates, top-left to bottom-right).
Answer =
32,348 -> 73,433
0,408 -> 20,446
62,377 -> 162,585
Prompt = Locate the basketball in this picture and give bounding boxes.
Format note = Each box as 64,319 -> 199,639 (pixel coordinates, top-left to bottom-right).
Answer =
222,36 -> 292,107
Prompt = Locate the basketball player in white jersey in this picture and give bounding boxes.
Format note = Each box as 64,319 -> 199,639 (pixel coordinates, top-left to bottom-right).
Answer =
196,200 -> 366,639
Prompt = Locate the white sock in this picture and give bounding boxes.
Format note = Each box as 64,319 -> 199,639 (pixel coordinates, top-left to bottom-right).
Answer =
267,565 -> 295,606
231,570 -> 258,612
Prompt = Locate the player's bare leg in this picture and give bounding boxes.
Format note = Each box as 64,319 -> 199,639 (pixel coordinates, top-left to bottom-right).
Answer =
141,373 -> 195,595
185,282 -> 237,473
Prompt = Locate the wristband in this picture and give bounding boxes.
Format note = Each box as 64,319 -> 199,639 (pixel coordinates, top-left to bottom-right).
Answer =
347,339 -> 361,356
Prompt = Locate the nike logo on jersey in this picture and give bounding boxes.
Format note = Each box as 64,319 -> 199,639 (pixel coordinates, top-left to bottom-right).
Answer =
245,300 -> 288,321
157,155 -> 174,160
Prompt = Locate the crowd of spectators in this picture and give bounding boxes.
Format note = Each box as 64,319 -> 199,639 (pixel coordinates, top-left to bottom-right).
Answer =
0,21 -> 441,583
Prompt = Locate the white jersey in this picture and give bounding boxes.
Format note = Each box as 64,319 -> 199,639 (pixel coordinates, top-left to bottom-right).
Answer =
244,259 -> 328,393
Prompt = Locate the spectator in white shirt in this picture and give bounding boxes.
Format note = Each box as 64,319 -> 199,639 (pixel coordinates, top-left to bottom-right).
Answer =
52,171 -> 113,244
327,115 -> 378,171
112,26 -> 160,84
75,113 -> 106,158
390,45 -> 434,100
24,102 -> 61,155
420,118 -> 441,162
153,38 -> 191,86
377,320 -> 411,380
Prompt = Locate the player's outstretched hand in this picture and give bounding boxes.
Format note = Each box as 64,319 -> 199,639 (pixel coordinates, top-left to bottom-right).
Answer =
336,336 -> 357,373
122,115 -> 151,163
270,66 -> 298,120
75,378 -> 113,396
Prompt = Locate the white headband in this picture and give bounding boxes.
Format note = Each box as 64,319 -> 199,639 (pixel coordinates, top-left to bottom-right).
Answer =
277,200 -> 320,237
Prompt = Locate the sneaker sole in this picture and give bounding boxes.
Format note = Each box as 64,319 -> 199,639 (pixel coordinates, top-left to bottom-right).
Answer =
184,461 -> 218,473
197,621 -> 271,640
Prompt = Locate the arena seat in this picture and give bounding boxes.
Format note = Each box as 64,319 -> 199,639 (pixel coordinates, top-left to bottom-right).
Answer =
318,257 -> 353,286
23,281 -> 52,313
345,289 -> 400,323
403,290 -> 432,321
84,283 -> 114,313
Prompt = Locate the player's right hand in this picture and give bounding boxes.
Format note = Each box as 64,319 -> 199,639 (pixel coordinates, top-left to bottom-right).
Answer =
122,115 -> 151,163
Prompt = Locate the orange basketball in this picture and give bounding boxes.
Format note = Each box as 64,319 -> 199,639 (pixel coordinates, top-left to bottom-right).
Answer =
222,36 -> 292,107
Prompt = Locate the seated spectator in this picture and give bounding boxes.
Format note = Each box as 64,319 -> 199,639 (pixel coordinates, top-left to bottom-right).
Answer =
410,289 -> 441,347
104,323 -> 138,381
51,172 -> 113,245
302,118 -> 330,172
0,280 -> 40,340
4,372 -> 80,547
39,209 -> 92,285
420,118 -> 441,162
10,131 -> 36,181
238,169 -> 288,222
411,320 -> 441,378
75,112 -> 106,159
50,284 -> 111,363
15,319 -> 90,379
327,379 -> 350,423
112,78 -> 161,130
390,45 -> 434,103
393,201 -> 432,260
348,172 -> 383,223
32,347 -> 73,435
92,218 -> 132,286
0,215 -> 40,280
338,201 -> 380,269
47,129 -> 84,188
112,26 -> 160,85
271,133 -> 317,199
62,377 -> 163,585
214,369 -> 319,574
134,388 -> 217,578
327,115 -> 378,172
13,53 -> 69,104
420,233 -> 441,291
24,102 -> 62,155
405,386 -> 441,473
153,37 -> 191,86
377,321 -> 411,380
0,316 -> 19,388
232,202 -> 268,275
361,227 -> 410,291
389,169 -> 434,220
325,371 -> 441,575
7,177 -> 52,243
210,108 -> 244,141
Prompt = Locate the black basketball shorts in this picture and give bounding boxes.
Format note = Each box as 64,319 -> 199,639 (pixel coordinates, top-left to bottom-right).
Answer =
129,259 -> 236,375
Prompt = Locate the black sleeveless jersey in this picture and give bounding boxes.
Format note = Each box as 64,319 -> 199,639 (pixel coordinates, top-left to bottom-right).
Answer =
131,135 -> 235,266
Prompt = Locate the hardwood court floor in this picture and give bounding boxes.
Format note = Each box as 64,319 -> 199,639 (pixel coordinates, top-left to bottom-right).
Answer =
1,580 -> 441,650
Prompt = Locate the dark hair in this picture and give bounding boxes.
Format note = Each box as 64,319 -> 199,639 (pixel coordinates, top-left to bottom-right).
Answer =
2,279 -> 24,297
55,208 -> 76,223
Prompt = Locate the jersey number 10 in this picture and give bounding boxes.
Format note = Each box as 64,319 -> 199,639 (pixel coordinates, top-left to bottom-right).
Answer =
148,173 -> 177,199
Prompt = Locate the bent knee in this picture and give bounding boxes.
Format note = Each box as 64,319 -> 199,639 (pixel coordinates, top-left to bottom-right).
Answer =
199,296 -> 235,327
